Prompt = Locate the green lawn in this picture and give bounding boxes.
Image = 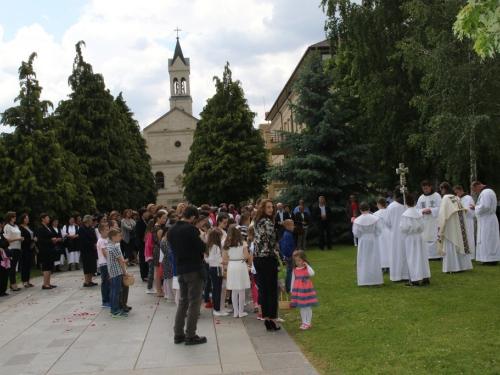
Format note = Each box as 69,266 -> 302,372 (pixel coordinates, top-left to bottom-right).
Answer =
282,245 -> 500,375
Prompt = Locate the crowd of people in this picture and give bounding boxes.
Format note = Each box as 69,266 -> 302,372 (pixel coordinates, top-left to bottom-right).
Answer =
352,181 -> 500,287
0,198 -> 321,344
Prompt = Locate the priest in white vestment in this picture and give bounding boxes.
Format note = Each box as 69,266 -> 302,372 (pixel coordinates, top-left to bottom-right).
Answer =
437,183 -> 473,273
470,182 -> 500,265
454,185 -> 476,260
373,197 -> 391,270
353,202 -> 384,286
400,195 -> 431,286
416,181 -> 442,259
384,188 -> 409,282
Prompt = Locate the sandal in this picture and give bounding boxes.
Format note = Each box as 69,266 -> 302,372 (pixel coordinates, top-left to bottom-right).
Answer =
28,283 -> 34,287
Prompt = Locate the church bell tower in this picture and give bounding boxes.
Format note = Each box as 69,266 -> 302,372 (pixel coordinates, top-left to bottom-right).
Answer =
168,33 -> 193,115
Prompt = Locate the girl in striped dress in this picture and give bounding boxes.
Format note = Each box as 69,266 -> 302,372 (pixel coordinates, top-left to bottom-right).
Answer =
290,250 -> 318,330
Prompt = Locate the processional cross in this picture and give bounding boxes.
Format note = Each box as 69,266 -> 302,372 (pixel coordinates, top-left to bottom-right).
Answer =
174,27 -> 181,39
396,163 -> 409,206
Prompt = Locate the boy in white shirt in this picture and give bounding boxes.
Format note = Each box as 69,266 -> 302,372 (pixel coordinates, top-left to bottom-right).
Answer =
96,224 -> 110,307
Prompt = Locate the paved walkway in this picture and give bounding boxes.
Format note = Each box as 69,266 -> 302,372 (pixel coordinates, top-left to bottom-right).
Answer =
0,269 -> 318,375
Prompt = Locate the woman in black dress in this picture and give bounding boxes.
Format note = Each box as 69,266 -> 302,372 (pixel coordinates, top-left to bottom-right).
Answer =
19,214 -> 37,288
50,219 -> 64,272
79,215 -> 98,287
37,213 -> 58,289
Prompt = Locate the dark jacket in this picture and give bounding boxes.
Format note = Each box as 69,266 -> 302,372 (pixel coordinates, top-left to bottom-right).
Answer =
168,220 -> 206,275
37,224 -> 55,252
135,218 -> 148,248
19,226 -> 34,253
278,229 -> 295,259
274,210 -> 291,230
313,204 -> 334,222
294,212 -> 311,228
79,224 -> 97,253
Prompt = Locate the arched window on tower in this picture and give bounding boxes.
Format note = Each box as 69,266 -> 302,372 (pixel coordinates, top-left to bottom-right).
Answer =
181,78 -> 187,94
173,78 -> 179,95
155,171 -> 165,189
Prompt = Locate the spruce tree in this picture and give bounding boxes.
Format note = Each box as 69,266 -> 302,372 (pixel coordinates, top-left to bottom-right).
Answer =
0,52 -> 96,218
56,41 -> 153,212
266,52 -> 372,237
115,92 -> 157,207
183,63 -> 268,206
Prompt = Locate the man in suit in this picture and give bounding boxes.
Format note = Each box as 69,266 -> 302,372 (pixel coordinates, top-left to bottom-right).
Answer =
313,196 -> 334,250
275,203 -> 291,241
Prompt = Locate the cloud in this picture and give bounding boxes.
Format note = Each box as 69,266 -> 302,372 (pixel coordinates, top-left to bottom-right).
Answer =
0,0 -> 327,131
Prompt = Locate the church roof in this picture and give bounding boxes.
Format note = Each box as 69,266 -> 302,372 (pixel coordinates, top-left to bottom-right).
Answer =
170,39 -> 188,66
143,107 -> 199,132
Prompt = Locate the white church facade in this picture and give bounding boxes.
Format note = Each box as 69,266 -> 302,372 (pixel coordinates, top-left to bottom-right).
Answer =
143,38 -> 197,207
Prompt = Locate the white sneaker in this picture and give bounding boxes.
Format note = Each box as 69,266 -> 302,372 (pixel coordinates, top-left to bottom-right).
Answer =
213,311 -> 229,317
233,314 -> 239,318
146,288 -> 156,294
239,312 -> 248,318
277,317 -> 285,323
224,308 -> 233,313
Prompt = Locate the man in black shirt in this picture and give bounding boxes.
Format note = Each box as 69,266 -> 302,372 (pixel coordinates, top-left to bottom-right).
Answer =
168,205 -> 207,345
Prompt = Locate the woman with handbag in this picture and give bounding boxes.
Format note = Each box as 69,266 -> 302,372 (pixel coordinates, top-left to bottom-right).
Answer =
19,214 -> 37,288
0,227 -> 12,296
62,217 -> 80,271
3,211 -> 23,292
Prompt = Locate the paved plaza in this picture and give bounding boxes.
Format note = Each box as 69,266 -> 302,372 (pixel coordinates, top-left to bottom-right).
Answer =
0,269 -> 318,375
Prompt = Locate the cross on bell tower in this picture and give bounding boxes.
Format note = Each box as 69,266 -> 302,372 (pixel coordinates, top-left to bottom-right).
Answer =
174,27 -> 181,39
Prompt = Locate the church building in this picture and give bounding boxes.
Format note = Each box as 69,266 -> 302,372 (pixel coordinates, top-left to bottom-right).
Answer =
143,37 -> 197,207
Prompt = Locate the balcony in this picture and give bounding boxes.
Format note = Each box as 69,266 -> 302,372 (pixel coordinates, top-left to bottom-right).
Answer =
269,131 -> 291,155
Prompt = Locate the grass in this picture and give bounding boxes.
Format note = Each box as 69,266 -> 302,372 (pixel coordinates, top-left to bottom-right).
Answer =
282,245 -> 500,375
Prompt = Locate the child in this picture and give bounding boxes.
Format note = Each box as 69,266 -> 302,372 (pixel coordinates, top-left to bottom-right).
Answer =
223,224 -> 250,318
400,194 -> 431,287
246,226 -> 260,314
205,228 -> 228,316
278,219 -> 295,293
109,220 -> 132,312
351,211 -> 360,246
239,214 -> 250,241
106,229 -> 130,318
144,220 -> 156,294
160,229 -> 175,302
373,197 -> 391,273
290,250 -> 317,329
96,223 -> 110,308
353,202 -> 384,286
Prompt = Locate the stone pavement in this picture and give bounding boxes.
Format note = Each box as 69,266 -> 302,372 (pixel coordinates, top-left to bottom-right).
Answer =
0,269 -> 318,375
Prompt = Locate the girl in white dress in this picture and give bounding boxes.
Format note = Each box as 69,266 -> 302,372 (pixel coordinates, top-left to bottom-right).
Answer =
373,197 -> 391,271
223,225 -> 250,318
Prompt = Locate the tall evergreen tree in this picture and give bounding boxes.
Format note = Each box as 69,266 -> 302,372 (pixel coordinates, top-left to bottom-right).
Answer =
0,52 -> 95,218
183,63 -> 268,205
56,41 -> 154,211
266,52 -> 372,237
115,92 -> 157,207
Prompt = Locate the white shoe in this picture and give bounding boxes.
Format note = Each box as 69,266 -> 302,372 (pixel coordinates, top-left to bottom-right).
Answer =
224,308 -> 233,313
166,298 -> 175,303
239,312 -> 248,318
233,314 -> 239,318
146,288 -> 156,294
213,311 -> 229,317
277,317 -> 285,322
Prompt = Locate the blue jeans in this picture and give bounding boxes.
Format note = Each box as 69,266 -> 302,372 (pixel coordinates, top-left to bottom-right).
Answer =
99,264 -> 110,304
286,258 -> 294,293
110,275 -> 123,314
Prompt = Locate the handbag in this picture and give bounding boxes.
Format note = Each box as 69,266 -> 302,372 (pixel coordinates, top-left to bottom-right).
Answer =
279,292 -> 290,310
122,274 -> 135,286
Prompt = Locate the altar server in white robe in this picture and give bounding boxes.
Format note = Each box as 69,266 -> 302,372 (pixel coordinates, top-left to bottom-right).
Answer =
454,185 -> 476,260
384,187 -> 409,282
373,197 -> 391,270
470,181 -> 500,265
353,202 -> 384,286
437,183 -> 473,272
416,181 -> 442,259
400,194 -> 431,286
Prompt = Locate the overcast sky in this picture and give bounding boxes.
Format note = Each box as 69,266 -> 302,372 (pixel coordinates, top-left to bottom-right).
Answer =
0,0 -> 328,133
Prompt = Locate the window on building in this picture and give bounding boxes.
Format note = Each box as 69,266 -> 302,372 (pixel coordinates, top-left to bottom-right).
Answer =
321,53 -> 331,61
155,171 -> 165,189
175,141 -> 181,148
181,78 -> 187,94
173,78 -> 179,95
